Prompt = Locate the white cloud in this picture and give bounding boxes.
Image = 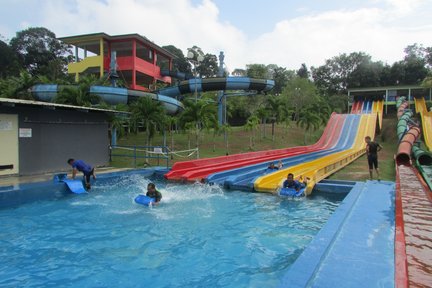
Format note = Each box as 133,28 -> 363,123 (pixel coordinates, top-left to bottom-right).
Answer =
246,4 -> 432,69
2,0 -> 432,72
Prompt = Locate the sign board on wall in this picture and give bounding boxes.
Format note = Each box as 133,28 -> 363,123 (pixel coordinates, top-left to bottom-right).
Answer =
0,120 -> 12,131
19,128 -> 32,138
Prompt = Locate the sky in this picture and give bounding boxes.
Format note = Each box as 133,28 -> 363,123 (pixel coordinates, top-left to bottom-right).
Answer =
1,0 -> 432,72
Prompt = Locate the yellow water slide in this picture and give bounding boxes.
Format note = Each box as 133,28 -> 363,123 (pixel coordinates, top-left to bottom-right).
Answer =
414,97 -> 432,150
254,113 -> 377,195
371,100 -> 384,130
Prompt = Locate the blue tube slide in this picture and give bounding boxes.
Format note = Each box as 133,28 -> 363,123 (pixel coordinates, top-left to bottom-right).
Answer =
206,114 -> 360,191
31,77 -> 274,115
31,84 -> 184,115
160,69 -> 193,80
157,77 -> 275,98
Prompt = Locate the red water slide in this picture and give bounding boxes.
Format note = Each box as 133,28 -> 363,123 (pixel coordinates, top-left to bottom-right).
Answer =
165,112 -> 346,181
351,101 -> 359,113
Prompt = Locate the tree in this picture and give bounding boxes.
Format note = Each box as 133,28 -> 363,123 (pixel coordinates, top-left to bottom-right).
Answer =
281,77 -> 319,121
54,74 -> 102,106
0,70 -> 35,99
0,40 -> 20,78
180,99 -> 217,155
264,95 -> 284,142
130,97 -> 166,147
244,114 -> 260,149
297,63 -> 310,79
197,53 -> 219,78
312,52 -> 377,95
246,64 -> 268,79
162,45 -> 192,76
297,106 -> 321,144
267,65 -> 295,95
9,27 -> 72,78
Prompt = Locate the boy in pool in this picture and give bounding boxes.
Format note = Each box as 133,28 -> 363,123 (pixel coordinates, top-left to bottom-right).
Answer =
146,183 -> 162,205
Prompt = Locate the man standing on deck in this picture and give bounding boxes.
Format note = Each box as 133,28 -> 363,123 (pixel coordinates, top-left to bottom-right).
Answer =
365,136 -> 383,181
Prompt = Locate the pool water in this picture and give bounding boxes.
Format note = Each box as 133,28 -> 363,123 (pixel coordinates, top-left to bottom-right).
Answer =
0,174 -> 344,287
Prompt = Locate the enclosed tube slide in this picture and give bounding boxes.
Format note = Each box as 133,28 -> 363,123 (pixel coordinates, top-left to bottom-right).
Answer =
31,84 -> 184,115
157,77 -> 275,98
396,126 -> 421,165
31,77 -> 275,115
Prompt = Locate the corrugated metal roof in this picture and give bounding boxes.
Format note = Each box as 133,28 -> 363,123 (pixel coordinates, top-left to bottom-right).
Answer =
0,97 -> 130,114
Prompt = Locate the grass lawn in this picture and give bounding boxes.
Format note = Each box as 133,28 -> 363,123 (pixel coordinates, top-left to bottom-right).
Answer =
112,116 -> 399,182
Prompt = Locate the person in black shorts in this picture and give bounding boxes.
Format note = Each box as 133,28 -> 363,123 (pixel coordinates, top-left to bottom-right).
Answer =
365,136 -> 383,181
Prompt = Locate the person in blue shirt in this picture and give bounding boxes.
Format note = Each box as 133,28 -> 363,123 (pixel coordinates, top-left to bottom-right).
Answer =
283,173 -> 302,191
67,158 -> 96,190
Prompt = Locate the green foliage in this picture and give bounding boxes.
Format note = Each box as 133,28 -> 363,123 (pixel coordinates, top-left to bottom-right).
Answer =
246,64 -> 268,79
0,70 -> 35,99
281,77 -> 319,121
9,27 -> 72,79
297,63 -> 310,79
54,74 -> 103,106
267,64 -> 296,95
244,114 -> 260,148
162,45 -> 192,75
197,54 -> 219,78
130,97 -> 166,146
296,106 -> 321,144
179,98 -> 218,148
0,40 -> 20,78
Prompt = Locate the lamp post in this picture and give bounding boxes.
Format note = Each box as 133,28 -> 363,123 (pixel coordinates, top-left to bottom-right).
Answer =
187,50 -> 204,102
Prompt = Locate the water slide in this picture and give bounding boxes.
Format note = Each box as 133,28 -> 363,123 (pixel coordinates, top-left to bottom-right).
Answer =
254,113 -> 376,195
394,97 -> 432,286
165,112 -> 343,182
414,96 -> 432,151
31,77 -> 274,115
351,100 -> 362,114
205,114 -> 359,190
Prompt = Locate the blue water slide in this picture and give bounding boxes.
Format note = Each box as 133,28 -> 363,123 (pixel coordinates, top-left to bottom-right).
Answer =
32,77 -> 274,115
157,77 -> 274,98
206,114 -> 361,191
362,100 -> 371,114
160,69 -> 193,80
31,84 -> 184,115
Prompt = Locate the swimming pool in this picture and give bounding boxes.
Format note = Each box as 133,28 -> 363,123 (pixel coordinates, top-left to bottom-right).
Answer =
0,172 -> 345,287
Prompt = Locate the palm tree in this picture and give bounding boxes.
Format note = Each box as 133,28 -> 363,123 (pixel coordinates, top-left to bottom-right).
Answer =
180,99 -> 217,156
165,115 -> 179,157
55,74 -> 104,106
130,97 -> 166,148
255,106 -> 269,140
265,95 -> 283,142
0,70 -> 35,99
244,114 -> 260,149
297,107 -> 321,144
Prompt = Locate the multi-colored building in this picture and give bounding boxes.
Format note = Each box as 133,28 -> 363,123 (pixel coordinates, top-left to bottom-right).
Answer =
59,33 -> 176,91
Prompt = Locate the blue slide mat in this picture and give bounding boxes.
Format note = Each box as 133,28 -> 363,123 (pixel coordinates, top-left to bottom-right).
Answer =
63,179 -> 87,194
